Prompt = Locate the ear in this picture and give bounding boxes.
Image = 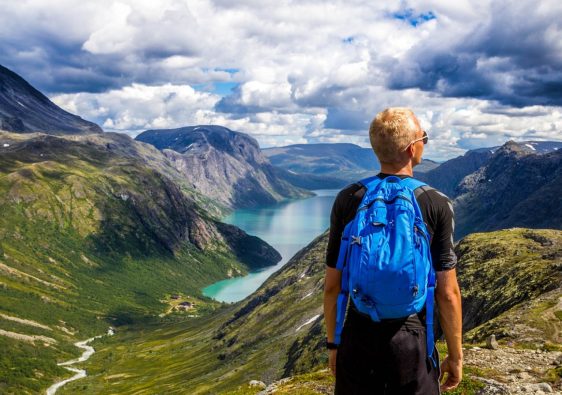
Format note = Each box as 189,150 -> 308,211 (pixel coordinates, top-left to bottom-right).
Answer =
405,142 -> 416,159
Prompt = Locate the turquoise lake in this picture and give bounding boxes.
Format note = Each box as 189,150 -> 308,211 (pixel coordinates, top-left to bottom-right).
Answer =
202,189 -> 339,303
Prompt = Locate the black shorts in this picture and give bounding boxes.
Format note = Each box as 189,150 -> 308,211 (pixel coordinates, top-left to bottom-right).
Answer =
335,308 -> 440,395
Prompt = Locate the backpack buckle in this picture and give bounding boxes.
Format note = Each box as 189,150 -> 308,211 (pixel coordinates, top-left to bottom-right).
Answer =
351,236 -> 362,245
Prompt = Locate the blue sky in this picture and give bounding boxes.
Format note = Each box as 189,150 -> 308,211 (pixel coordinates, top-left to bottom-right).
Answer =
0,0 -> 561,160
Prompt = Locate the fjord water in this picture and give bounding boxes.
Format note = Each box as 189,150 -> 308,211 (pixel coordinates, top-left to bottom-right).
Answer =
203,189 -> 339,302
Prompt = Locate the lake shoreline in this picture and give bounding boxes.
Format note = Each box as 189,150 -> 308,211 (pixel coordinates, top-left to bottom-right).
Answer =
203,189 -> 339,302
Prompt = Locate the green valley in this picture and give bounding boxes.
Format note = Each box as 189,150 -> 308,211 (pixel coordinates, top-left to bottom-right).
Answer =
57,228 -> 562,394
0,131 -> 280,394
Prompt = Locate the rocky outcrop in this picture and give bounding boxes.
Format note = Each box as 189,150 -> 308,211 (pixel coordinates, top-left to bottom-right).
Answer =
136,126 -> 312,209
0,64 -> 102,134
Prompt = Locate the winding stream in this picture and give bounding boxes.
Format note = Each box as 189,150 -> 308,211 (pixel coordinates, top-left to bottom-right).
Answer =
46,328 -> 114,395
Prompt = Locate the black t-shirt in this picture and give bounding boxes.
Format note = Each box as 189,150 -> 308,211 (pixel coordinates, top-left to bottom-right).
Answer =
326,173 -> 457,272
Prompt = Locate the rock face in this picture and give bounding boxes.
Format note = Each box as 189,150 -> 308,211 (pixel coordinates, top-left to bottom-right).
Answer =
417,148 -> 494,198
0,64 -> 102,134
135,125 -> 311,209
453,142 -> 562,238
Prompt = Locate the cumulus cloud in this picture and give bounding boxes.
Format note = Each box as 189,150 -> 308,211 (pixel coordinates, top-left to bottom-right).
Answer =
1,0 -> 561,160
52,84 -> 220,135
388,0 -> 562,107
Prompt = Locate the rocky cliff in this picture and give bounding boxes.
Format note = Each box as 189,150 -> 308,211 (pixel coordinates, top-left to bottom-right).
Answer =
136,126 -> 312,210
0,64 -> 102,134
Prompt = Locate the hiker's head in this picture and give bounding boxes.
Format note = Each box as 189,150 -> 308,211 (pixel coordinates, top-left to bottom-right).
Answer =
369,108 -> 426,167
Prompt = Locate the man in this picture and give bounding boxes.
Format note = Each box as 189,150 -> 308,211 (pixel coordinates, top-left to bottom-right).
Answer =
323,108 -> 463,394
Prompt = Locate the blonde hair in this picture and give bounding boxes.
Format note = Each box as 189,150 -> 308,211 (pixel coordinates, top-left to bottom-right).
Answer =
369,107 -> 419,164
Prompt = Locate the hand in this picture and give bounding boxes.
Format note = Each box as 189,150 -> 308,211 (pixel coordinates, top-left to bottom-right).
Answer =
328,349 -> 337,376
439,355 -> 462,392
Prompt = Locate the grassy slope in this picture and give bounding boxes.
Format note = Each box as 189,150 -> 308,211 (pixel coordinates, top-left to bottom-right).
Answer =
0,132 -> 276,394
63,228 -> 561,394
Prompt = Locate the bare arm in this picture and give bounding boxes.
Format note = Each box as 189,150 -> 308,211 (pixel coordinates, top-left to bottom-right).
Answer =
436,268 -> 463,391
324,267 -> 341,342
324,266 -> 341,376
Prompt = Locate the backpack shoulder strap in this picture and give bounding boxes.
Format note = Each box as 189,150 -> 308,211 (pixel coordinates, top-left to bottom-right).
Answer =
357,175 -> 382,193
400,177 -> 427,191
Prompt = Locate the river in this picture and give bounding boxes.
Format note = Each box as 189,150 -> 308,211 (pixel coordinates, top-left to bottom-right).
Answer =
203,189 -> 339,302
45,328 -> 114,395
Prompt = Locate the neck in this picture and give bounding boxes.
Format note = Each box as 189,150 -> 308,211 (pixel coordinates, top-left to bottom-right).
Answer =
380,162 -> 414,177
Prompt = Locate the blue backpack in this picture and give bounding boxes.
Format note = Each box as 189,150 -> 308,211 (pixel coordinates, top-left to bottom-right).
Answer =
334,175 -> 437,366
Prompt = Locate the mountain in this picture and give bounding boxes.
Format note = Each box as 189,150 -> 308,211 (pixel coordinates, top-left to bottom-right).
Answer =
263,143 -> 439,189
64,228 -> 562,394
135,126 -> 312,210
0,130 -> 281,393
417,149 -> 494,198
419,140 -> 562,198
0,64 -> 102,134
453,141 -> 562,238
270,166 -> 351,190
263,143 -> 379,177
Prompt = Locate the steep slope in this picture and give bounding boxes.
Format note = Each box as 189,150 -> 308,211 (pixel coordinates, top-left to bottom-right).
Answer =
456,229 -> 562,344
0,131 -> 280,394
0,65 -> 102,134
417,148 -> 494,198
419,140 -> 562,199
454,142 -> 562,238
136,126 -> 312,210
63,228 -> 562,394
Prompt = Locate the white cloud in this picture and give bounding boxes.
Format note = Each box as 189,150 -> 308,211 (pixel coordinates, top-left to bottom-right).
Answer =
1,0 -> 561,160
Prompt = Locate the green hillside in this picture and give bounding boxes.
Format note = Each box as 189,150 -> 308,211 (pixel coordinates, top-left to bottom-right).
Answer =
0,131 -> 280,394
59,228 -> 562,394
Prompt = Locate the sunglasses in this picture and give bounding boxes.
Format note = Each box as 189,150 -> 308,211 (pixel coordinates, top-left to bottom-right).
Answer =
404,131 -> 428,150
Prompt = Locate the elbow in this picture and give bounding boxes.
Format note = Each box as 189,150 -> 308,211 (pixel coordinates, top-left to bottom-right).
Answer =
324,282 -> 341,297
436,285 -> 461,307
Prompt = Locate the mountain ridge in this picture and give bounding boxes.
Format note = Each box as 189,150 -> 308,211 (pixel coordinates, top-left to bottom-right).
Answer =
136,125 -> 312,210
0,64 -> 102,135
